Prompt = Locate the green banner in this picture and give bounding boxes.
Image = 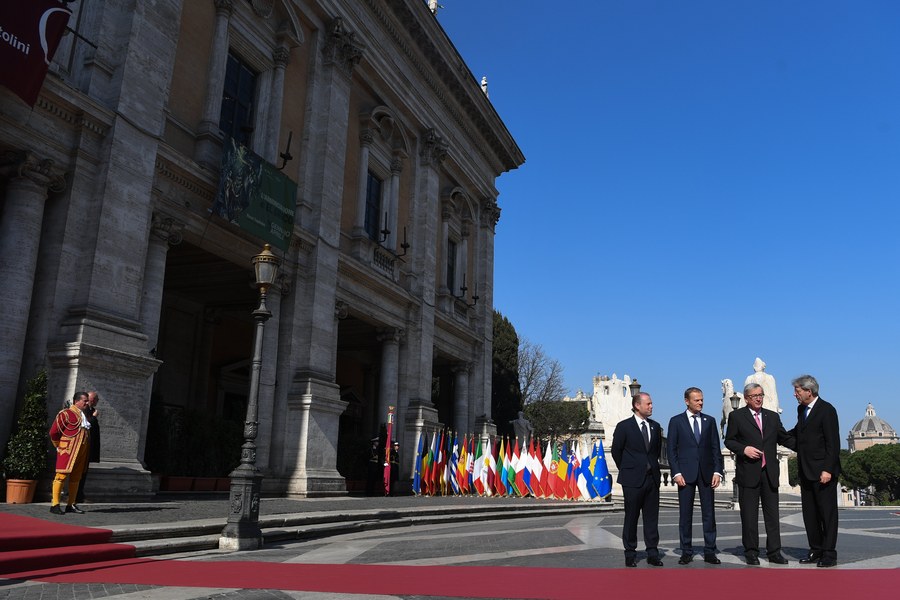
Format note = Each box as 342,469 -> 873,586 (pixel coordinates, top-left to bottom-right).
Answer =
212,139 -> 296,251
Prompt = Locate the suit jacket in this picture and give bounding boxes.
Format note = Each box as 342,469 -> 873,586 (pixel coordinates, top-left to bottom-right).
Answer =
611,415 -> 662,487
790,398 -> 841,481
725,406 -> 794,488
667,411 -> 724,484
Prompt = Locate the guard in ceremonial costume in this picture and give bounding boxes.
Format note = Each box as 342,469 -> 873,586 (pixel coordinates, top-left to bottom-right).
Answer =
48,391 -> 91,515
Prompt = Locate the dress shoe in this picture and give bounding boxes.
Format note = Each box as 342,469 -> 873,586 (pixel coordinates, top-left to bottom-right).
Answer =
678,554 -> 693,565
49,504 -> 64,515
816,558 -> 837,568
768,553 -> 789,564
625,558 -> 637,568
703,554 -> 721,565
65,504 -> 85,514
647,557 -> 664,567
799,553 -> 822,564
746,556 -> 760,565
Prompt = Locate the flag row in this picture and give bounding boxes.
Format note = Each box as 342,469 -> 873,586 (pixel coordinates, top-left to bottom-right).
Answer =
411,431 -> 613,501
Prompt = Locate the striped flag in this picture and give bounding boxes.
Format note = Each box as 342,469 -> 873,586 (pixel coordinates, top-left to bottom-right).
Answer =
532,439 -> 545,498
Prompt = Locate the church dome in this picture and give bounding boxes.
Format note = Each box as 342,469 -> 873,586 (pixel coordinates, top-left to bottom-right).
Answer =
848,404 -> 898,452
850,404 -> 896,435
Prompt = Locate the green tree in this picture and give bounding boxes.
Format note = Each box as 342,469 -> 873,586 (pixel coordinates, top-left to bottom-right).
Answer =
841,444 -> 900,504
492,310 -> 522,437
787,455 -> 798,487
524,400 -> 589,442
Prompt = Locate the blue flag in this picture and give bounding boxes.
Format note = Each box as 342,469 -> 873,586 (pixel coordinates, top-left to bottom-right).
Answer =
591,441 -> 613,498
413,432 -> 426,495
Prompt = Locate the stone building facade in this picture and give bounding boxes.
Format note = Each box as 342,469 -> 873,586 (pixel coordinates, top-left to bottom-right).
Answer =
0,0 -> 523,498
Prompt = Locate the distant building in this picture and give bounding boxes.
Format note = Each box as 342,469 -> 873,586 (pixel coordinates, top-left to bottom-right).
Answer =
847,404 -> 898,452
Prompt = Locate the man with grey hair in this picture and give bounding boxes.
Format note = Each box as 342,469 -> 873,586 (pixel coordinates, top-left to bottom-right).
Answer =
790,374 -> 840,568
725,382 -> 794,564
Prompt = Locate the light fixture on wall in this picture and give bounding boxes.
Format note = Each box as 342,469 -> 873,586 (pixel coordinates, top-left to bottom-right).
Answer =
458,273 -> 479,308
379,212 -> 390,243
277,130 -> 293,171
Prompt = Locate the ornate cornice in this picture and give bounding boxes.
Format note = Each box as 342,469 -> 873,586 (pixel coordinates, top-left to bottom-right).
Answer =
362,0 -> 523,174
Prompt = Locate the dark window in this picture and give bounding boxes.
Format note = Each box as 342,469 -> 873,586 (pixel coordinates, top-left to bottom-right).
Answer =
364,171 -> 383,240
446,239 -> 457,291
219,52 -> 257,147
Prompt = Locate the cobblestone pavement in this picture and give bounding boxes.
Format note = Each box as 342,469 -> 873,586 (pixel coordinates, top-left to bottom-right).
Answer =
2,504 -> 898,599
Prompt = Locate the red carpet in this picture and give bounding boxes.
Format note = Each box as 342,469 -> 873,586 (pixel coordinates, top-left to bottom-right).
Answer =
0,513 -> 134,575
2,558 -> 895,599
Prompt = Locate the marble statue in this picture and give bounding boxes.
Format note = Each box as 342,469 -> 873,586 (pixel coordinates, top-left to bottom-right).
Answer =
720,378 -> 742,437
743,357 -> 781,413
510,411 -> 533,444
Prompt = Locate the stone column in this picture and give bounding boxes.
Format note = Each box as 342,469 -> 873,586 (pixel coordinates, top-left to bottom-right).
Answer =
377,328 -> 401,429
452,363 -> 471,433
387,156 -> 402,250
0,154 -> 65,451
353,130 -> 374,236
439,206 -> 450,294
137,212 -> 183,461
195,0 -> 233,166
264,45 -> 291,163
142,212 -> 184,353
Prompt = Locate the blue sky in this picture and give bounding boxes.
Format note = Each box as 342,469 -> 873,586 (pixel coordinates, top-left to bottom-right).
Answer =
436,1 -> 900,444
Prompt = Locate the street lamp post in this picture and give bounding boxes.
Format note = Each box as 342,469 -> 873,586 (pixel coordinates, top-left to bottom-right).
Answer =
729,392 -> 742,508
628,378 -> 641,400
220,244 -> 281,551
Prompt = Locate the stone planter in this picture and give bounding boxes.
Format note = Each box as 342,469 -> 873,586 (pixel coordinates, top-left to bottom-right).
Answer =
6,479 -> 38,504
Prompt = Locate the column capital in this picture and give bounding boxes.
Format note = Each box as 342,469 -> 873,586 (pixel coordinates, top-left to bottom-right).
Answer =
150,212 -> 185,246
273,45 -> 291,68
334,300 -> 349,320
420,128 -> 448,167
452,362 -> 471,375
360,129 -> 375,146
376,327 -> 403,344
214,0 -> 234,16
480,197 -> 501,230
323,18 -> 364,74
1,150 -> 66,193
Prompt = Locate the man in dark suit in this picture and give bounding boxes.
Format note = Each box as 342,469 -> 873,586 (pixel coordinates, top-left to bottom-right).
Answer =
790,374 -> 840,568
725,383 -> 795,565
667,387 -> 724,565
612,392 -> 664,567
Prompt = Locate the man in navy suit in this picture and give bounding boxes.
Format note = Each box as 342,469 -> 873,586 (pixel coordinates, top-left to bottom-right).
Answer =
667,387 -> 724,564
612,392 -> 664,567
790,374 -> 840,568
725,383 -> 795,565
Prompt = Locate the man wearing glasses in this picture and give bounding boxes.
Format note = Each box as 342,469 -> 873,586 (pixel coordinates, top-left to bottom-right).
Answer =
725,383 -> 795,565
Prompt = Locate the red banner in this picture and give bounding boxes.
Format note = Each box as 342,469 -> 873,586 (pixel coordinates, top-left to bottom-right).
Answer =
0,1 -> 72,106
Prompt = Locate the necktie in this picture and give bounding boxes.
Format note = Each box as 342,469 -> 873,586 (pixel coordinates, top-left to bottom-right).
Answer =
692,415 -> 701,443
753,411 -> 766,468
641,421 -> 650,450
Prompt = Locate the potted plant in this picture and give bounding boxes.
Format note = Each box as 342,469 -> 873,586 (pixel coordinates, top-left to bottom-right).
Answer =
2,370 -> 50,503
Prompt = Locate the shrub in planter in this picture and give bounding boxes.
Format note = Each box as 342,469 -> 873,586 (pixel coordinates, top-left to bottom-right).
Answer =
2,371 -> 50,481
